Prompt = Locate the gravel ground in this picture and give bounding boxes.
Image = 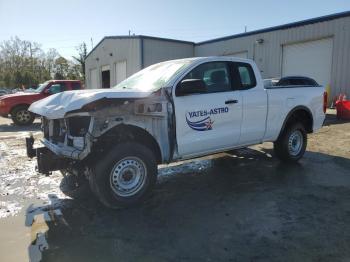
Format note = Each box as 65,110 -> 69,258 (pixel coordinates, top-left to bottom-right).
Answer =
0,111 -> 350,262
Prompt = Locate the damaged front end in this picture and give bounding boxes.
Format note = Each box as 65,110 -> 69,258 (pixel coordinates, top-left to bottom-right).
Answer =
26,89 -> 173,175
41,115 -> 94,159
26,115 -> 94,174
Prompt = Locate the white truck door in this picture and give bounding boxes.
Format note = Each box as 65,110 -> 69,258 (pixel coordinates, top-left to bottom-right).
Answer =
173,61 -> 242,157
235,62 -> 267,145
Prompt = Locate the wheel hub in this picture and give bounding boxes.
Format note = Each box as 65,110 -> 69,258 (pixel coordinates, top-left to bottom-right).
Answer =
16,110 -> 31,123
122,170 -> 134,182
110,157 -> 147,197
288,130 -> 303,156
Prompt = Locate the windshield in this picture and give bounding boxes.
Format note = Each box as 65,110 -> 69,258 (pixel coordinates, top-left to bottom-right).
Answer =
34,81 -> 49,93
113,59 -> 193,92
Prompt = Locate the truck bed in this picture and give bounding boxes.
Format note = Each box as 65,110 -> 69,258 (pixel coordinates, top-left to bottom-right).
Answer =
264,85 -> 325,142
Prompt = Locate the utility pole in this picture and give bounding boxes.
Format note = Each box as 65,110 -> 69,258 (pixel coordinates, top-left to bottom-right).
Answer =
245,26 -> 247,33
90,38 -> 94,49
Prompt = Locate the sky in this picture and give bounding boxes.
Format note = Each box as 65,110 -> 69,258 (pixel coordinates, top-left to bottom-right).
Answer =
0,0 -> 350,59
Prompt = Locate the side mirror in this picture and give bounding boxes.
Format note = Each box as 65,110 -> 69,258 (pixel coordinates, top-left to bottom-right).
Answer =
176,79 -> 206,96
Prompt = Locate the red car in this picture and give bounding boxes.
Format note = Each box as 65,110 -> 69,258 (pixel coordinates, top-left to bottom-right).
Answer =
0,80 -> 82,125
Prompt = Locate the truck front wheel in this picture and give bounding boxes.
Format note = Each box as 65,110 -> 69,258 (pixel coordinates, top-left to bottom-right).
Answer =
274,123 -> 307,162
89,142 -> 157,209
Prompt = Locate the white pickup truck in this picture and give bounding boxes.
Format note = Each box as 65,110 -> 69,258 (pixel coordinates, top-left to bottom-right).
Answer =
27,57 -> 327,208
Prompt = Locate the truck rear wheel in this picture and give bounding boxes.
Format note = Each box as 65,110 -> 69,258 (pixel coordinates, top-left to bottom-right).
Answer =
11,105 -> 35,126
274,123 -> 307,162
89,142 -> 157,209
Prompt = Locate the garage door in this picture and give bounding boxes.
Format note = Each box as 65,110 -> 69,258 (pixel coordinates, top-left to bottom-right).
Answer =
115,60 -> 127,85
224,51 -> 248,59
90,68 -> 98,89
282,38 -> 333,87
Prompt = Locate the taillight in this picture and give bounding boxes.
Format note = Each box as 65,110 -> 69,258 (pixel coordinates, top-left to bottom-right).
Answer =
323,91 -> 328,113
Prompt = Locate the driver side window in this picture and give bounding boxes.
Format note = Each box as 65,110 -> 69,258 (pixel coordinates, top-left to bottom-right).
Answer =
49,83 -> 67,94
176,62 -> 232,96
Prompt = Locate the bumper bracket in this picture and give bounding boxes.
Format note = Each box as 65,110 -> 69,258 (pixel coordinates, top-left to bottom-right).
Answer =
26,136 -> 70,175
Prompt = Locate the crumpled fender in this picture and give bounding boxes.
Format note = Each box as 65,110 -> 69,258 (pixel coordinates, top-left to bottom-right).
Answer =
29,89 -> 151,119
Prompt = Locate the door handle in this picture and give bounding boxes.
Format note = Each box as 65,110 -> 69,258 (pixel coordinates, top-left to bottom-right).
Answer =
225,99 -> 238,104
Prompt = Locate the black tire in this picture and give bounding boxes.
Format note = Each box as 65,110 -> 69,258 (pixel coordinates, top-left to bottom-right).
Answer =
89,142 -> 157,209
11,105 -> 35,126
274,123 -> 307,163
59,170 -> 91,199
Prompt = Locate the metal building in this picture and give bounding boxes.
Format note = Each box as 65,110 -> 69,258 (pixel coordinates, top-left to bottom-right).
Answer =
196,11 -> 350,100
85,36 -> 193,89
85,11 -> 350,99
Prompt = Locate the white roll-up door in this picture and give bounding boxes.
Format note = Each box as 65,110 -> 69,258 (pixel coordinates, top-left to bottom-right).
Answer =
115,60 -> 127,85
224,51 -> 248,59
282,38 -> 333,87
90,68 -> 98,89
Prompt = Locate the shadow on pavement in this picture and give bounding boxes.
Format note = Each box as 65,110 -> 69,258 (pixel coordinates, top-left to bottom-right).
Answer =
0,121 -> 41,133
25,148 -> 350,262
324,112 -> 350,126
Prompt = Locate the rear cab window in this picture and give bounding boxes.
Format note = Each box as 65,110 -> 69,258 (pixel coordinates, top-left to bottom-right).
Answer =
71,82 -> 81,90
234,62 -> 257,90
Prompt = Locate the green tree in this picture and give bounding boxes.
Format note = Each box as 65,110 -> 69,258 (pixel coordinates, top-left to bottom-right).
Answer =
45,48 -> 59,77
54,56 -> 69,79
0,36 -> 83,89
0,36 -> 53,88
66,62 -> 81,80
72,42 -> 88,80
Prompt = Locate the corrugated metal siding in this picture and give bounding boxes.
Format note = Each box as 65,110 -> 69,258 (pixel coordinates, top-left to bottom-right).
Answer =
195,16 -> 350,98
143,39 -> 194,67
85,38 -> 141,89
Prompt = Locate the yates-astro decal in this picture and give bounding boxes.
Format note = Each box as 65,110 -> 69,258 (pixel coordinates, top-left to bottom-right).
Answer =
186,107 -> 229,131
